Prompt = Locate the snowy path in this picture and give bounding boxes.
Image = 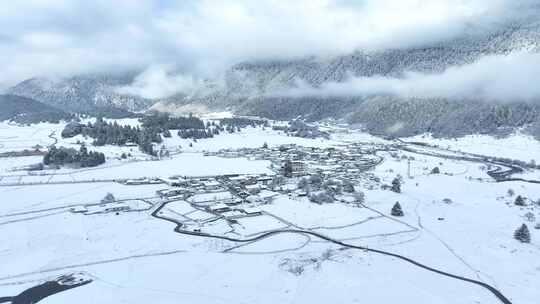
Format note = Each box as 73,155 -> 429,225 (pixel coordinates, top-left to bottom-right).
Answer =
150,200 -> 514,304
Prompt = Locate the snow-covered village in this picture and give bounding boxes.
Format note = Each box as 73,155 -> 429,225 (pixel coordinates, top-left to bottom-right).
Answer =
2,1 -> 540,304
0,113 -> 538,303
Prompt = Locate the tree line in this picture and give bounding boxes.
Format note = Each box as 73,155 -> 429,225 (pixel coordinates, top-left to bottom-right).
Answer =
60,114 -> 269,156
141,113 -> 206,131
43,145 -> 105,167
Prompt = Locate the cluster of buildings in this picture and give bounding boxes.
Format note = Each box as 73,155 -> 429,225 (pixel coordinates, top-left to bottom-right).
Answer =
122,143 -> 389,234
156,173 -> 280,209
155,142 -> 382,211
213,143 -> 384,182
70,199 -> 153,215
155,174 -> 283,233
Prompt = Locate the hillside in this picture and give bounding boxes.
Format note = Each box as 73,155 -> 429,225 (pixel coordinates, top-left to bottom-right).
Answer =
8,73 -> 153,116
222,21 -> 540,95
237,96 -> 540,138
0,94 -> 73,124
8,18 -> 540,138
153,19 -> 540,139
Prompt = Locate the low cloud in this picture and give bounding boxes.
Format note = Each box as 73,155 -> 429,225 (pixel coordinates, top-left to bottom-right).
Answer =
115,65 -> 204,99
0,0 -> 538,87
273,52 -> 540,103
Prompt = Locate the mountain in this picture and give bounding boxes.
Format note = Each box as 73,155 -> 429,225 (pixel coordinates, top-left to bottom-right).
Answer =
155,19 -> 540,105
152,19 -> 540,138
221,20 -> 540,96
0,94 -> 74,124
8,73 -> 153,117
7,18 -> 540,138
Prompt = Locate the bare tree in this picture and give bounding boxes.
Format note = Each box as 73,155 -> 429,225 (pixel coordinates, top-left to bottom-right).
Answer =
297,177 -> 310,191
524,212 -> 536,222
507,189 -> 515,197
342,180 -> 355,193
309,191 -> 334,204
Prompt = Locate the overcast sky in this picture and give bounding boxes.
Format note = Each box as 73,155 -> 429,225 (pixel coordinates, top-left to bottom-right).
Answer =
0,0 -> 536,90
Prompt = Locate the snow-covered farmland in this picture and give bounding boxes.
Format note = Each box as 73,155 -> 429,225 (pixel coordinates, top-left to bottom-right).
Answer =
0,120 -> 539,304
408,132 -> 540,164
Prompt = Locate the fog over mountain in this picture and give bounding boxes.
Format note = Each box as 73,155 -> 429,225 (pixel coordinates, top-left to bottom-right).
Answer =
4,0 -> 540,137
273,52 -> 540,103
115,65 -> 206,99
0,0 -> 538,88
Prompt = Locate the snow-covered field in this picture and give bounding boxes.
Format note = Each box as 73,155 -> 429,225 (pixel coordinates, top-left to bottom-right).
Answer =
408,132 -> 540,164
0,120 -> 539,304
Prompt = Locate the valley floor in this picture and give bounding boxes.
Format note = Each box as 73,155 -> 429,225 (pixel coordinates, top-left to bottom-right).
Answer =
0,121 -> 538,304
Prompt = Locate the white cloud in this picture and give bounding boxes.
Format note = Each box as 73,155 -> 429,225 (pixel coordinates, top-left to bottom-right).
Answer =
0,0 -> 537,88
273,52 -> 540,102
115,65 -> 204,99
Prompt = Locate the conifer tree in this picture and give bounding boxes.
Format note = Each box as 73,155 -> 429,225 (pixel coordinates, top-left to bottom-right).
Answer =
391,177 -> 401,193
514,224 -> 531,243
391,202 -> 404,216
515,195 -> 526,206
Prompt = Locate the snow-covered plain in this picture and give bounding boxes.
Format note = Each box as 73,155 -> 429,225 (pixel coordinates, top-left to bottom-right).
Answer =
0,121 -> 539,304
408,132 -> 540,164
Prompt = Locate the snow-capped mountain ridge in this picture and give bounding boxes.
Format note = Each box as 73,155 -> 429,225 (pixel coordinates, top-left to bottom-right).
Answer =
8,73 -> 153,114
153,18 -> 540,110
219,20 -> 540,97
7,18 -> 540,138
147,19 -> 540,139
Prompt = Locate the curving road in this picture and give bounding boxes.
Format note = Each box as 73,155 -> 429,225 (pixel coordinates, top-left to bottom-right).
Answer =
151,201 -> 513,304
47,131 -> 58,147
396,140 -> 540,184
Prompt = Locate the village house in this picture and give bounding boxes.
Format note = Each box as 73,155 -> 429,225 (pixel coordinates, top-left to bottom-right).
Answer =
202,180 -> 221,191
